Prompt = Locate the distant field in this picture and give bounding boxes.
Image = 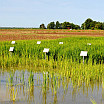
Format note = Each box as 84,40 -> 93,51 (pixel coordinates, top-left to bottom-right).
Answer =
0,29 -> 104,41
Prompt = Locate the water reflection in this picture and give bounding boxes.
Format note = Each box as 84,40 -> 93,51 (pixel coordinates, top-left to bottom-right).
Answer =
0,69 -> 104,104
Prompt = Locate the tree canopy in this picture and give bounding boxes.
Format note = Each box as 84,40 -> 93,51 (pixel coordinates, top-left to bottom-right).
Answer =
39,24 -> 46,29
39,18 -> 104,30
47,22 -> 55,29
46,21 -> 80,29
81,18 -> 104,30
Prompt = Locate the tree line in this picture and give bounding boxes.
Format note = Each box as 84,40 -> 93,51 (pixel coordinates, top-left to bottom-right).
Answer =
40,18 -> 104,30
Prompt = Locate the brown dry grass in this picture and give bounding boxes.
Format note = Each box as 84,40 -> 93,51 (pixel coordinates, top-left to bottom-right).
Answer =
0,29 -> 104,41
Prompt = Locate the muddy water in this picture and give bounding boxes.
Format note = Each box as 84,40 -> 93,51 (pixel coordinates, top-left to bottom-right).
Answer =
0,69 -> 104,104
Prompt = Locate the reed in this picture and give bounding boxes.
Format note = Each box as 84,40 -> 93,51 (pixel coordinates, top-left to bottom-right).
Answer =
90,97 -> 97,104
1,66 -> 103,102
0,36 -> 104,69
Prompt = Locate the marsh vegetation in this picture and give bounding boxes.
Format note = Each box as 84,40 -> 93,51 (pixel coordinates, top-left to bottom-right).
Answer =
0,35 -> 104,103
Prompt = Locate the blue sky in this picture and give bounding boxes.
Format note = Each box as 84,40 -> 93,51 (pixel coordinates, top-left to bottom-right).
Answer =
0,0 -> 104,27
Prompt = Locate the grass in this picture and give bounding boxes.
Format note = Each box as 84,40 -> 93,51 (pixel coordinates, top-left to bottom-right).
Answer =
2,65 -> 103,102
90,97 -> 97,104
1,36 -> 104,91
0,34 -> 104,103
0,36 -> 104,68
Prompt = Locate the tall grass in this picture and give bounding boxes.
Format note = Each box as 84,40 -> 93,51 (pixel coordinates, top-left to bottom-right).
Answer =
2,66 -> 103,102
1,36 -> 104,103
0,36 -> 104,68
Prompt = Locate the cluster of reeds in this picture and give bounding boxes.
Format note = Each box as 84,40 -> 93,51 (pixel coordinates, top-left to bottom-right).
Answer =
1,35 -> 104,103
0,36 -> 104,68
1,67 -> 103,102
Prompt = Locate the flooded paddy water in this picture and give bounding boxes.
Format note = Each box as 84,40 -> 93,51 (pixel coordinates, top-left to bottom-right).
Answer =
0,67 -> 104,104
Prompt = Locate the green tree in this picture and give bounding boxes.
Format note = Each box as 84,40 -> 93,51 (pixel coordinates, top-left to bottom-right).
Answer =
40,24 -> 46,29
81,23 -> 84,29
81,18 -> 93,29
56,21 -> 60,29
81,18 -> 104,30
61,22 -> 71,29
74,25 -> 80,30
47,22 -> 55,29
102,23 -> 104,30
85,18 -> 93,29
90,21 -> 96,30
95,22 -> 102,30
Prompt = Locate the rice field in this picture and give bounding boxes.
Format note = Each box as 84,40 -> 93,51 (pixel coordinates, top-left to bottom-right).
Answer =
0,29 -> 104,103
0,36 -> 104,68
0,68 -> 103,104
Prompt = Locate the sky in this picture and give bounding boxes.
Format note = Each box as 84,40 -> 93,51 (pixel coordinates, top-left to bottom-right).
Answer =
0,0 -> 104,28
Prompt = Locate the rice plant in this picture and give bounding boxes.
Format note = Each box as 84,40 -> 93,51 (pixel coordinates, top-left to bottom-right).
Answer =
0,36 -> 104,73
